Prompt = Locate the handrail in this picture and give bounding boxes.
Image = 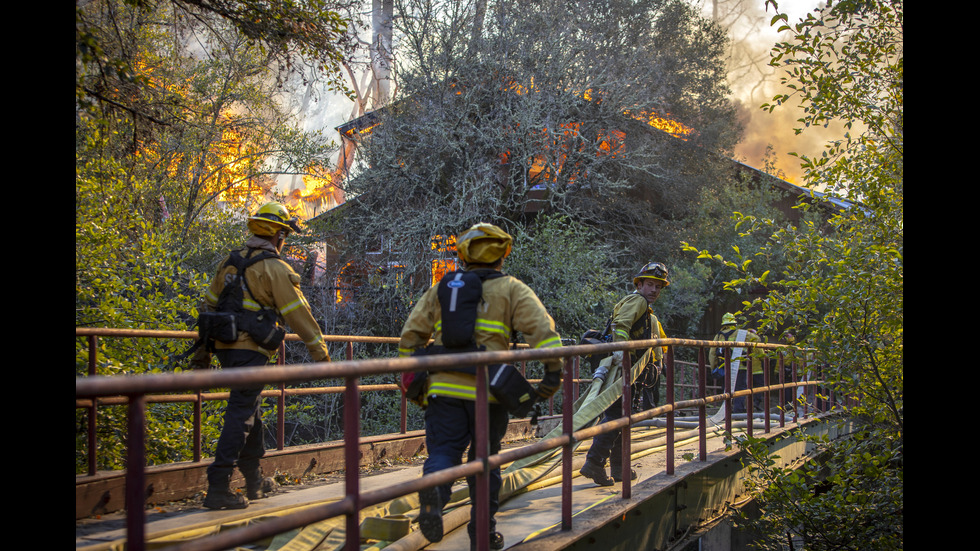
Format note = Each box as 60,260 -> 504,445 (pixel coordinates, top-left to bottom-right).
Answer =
76,329 -> 582,473
76,328 -> 403,474
76,337 -> 795,396
75,334 -> 825,551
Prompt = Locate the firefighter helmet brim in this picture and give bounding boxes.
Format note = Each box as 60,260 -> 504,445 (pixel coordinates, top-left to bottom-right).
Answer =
247,202 -> 303,236
456,223 -> 513,264
632,261 -> 670,287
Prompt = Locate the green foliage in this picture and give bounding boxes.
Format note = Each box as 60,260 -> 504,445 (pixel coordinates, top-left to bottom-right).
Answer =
735,428 -> 903,550
76,119 -> 209,348
762,0 -> 903,194
678,166 -> 824,338
76,0 -> 358,110
75,0 -> 357,473
686,0 -> 902,546
504,215 -> 621,337
76,117 -> 222,473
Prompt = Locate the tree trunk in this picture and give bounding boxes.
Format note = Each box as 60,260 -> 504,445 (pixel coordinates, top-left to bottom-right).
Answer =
371,0 -> 394,107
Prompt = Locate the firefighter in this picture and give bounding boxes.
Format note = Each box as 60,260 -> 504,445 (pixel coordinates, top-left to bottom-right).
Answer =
580,261 -> 670,487
195,201 -> 330,510
708,312 -> 762,414
398,223 -> 563,550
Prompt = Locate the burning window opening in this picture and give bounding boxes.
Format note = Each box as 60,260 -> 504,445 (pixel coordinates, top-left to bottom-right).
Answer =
430,234 -> 459,286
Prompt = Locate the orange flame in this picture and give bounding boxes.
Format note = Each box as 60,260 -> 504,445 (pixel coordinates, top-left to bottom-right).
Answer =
638,111 -> 694,140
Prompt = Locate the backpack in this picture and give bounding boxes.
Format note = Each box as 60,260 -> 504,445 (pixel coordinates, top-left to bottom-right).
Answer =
579,317 -> 613,370
198,249 -> 286,351
401,269 -> 537,417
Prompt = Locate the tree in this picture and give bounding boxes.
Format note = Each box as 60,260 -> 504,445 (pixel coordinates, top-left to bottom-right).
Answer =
76,0 -> 358,112
684,1 -> 903,547
325,0 -> 741,338
75,0 -> 360,472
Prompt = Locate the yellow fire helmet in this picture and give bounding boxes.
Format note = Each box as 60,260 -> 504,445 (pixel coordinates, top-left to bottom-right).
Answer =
632,261 -> 670,287
247,202 -> 303,237
456,223 -> 513,265
721,313 -> 737,326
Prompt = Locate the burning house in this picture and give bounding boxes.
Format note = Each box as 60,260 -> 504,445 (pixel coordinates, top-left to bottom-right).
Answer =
272,72 -> 852,341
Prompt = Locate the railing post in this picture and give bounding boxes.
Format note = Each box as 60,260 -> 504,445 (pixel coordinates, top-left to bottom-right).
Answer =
573,355 -> 580,402
126,393 -> 147,551
666,345 -> 675,474
792,358 -> 800,423
194,391 -> 202,462
696,346 -> 706,463
746,353 -> 754,438
724,348 -> 732,435
763,354 -> 771,433
88,334 -> 98,476
562,355 -> 574,531
620,351 -> 632,499
475,363 -> 490,551
277,341 -> 286,451
778,351 -> 786,428
803,357 -> 811,418
399,393 -> 408,434
344,374 -> 361,550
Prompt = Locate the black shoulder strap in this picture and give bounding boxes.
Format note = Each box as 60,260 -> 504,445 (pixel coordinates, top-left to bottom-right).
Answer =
631,311 -> 652,341
224,248 -> 279,270
601,316 -> 613,338
436,269 -> 504,349
177,249 -> 279,364
228,248 -> 280,306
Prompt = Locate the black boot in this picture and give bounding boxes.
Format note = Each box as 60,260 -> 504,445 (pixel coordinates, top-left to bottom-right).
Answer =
580,461 -> 614,487
203,474 -> 248,510
243,466 -> 278,500
470,531 -> 505,551
417,487 -> 444,543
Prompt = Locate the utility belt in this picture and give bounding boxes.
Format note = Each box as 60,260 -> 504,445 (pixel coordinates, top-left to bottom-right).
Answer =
407,344 -> 538,417
198,307 -> 286,351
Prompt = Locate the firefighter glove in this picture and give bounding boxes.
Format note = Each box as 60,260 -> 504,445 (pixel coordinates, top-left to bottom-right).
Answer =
536,369 -> 562,400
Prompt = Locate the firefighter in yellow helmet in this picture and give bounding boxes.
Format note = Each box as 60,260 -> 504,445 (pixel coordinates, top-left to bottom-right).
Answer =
195,202 -> 330,511
398,222 -> 563,550
708,312 -> 762,413
579,261 -> 670,487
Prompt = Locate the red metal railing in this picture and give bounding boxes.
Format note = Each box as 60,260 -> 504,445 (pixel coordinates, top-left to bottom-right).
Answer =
76,328 -> 405,475
77,329 -> 596,475
75,334 -> 825,551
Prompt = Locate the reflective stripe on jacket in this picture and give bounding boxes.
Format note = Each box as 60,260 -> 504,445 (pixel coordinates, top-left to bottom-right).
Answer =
707,325 -> 762,374
398,272 -> 562,403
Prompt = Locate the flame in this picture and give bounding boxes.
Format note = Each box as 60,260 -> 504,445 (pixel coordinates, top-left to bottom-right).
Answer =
290,164 -> 345,213
431,234 -> 457,252
430,259 -> 458,286
429,235 -> 458,285
213,125 -> 265,203
637,111 -> 695,140
581,89 -> 695,140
